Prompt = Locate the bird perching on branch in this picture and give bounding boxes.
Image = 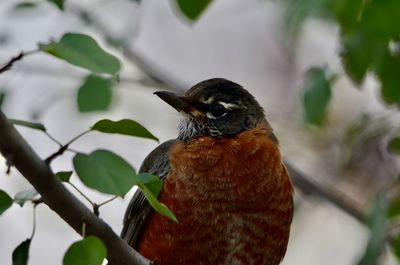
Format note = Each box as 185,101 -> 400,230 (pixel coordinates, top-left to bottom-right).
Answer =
121,78 -> 293,265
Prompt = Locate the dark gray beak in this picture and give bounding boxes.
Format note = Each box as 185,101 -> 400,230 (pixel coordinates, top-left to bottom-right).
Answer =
154,91 -> 203,118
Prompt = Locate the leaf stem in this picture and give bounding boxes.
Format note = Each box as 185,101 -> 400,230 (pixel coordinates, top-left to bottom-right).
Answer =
30,205 -> 37,239
67,182 -> 95,208
82,222 -> 86,237
66,130 -> 91,146
97,195 -> 118,208
44,131 -> 63,147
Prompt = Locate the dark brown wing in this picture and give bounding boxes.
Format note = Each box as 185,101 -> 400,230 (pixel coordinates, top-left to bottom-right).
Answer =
120,139 -> 177,248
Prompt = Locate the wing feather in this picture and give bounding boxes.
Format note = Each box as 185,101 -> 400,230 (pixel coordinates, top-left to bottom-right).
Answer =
120,139 -> 177,248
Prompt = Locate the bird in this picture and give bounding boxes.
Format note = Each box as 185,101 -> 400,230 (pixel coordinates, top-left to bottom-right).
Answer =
120,78 -> 293,265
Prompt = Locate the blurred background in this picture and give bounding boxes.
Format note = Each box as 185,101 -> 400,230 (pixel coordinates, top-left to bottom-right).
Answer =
0,0 -> 399,264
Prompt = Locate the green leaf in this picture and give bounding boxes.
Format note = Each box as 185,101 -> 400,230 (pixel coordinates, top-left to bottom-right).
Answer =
388,196 -> 400,219
139,184 -> 177,222
392,236 -> 400,260
46,0 -> 64,10
77,75 -> 113,112
73,150 -> 137,197
0,91 -> 6,108
12,238 -> 31,265
302,67 -> 332,125
361,0 -> 400,41
39,33 -> 121,75
175,0 -> 212,20
14,189 -> 38,207
9,119 -> 46,132
357,195 -> 387,265
12,2 -> 39,11
91,119 -> 158,142
389,137 -> 400,155
329,0 -> 364,34
375,52 -> 400,104
63,236 -> 106,265
284,0 -> 332,37
56,171 -> 73,182
137,173 -> 163,197
0,190 -> 13,216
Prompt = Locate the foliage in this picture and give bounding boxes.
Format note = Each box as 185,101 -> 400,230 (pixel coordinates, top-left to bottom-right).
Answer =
302,67 -> 332,125
77,75 -> 113,112
12,239 -> 31,265
63,236 -> 106,265
2,0 -> 400,264
0,190 -> 13,215
0,16 -> 177,262
286,0 -> 400,263
175,0 -> 213,20
92,119 -> 159,142
39,33 -> 121,76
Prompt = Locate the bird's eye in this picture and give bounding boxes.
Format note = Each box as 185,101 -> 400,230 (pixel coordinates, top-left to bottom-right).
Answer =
209,103 -> 226,118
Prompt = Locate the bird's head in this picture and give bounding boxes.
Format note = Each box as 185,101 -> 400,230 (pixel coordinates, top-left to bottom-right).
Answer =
154,78 -> 268,141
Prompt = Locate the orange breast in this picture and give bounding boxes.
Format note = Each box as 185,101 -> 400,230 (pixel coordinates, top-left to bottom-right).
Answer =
137,127 -> 293,265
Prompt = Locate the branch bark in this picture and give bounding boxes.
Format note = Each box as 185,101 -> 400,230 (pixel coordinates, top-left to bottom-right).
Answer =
0,111 -> 152,265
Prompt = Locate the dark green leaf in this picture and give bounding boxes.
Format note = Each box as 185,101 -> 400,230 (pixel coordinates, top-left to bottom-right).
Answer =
91,119 -> 158,142
389,137 -> 400,155
284,0 -> 332,37
0,91 -> 6,108
388,196 -> 400,219
9,119 -> 46,132
137,173 -> 163,197
12,239 -> 31,265
12,2 -> 39,11
302,67 -> 332,125
328,0 -> 363,34
73,150 -> 137,197
77,75 -> 113,112
39,33 -> 121,75
56,171 -> 73,182
63,236 -> 106,265
375,52 -> 400,104
392,236 -> 400,260
14,189 -> 38,207
175,0 -> 212,20
361,0 -> 400,41
357,196 -> 387,265
139,184 -> 177,222
46,0 -> 64,10
0,190 -> 13,216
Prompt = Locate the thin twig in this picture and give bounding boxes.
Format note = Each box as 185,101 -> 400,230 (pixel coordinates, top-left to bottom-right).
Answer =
0,52 -> 24,74
0,49 -> 39,74
44,130 -> 90,164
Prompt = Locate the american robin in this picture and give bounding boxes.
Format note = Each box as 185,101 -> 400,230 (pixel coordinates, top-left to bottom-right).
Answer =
121,78 -> 293,265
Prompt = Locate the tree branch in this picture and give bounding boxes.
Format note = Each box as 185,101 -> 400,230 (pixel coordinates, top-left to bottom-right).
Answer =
0,111 -> 152,265
286,163 -> 365,223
